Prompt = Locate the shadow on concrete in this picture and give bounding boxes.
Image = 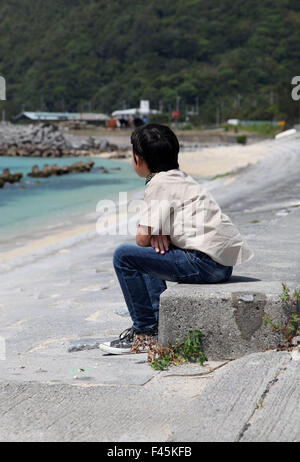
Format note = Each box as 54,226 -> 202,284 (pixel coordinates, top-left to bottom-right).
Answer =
228,275 -> 262,283
177,275 -> 262,285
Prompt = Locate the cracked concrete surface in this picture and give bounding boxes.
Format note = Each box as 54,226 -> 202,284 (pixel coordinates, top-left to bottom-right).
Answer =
0,351 -> 299,442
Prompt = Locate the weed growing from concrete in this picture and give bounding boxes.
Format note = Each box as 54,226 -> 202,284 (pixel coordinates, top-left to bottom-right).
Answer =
263,283 -> 300,347
131,330 -> 207,371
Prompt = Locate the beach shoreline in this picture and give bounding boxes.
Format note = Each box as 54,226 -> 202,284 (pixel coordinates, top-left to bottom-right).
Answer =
0,185 -> 144,269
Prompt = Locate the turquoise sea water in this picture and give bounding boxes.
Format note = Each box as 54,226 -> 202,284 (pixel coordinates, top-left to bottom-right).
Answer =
0,156 -> 143,250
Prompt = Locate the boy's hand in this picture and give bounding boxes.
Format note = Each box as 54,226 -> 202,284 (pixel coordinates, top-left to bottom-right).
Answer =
151,234 -> 170,254
136,225 -> 152,247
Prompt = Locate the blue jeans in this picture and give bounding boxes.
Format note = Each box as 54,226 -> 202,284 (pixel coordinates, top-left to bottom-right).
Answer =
113,243 -> 233,333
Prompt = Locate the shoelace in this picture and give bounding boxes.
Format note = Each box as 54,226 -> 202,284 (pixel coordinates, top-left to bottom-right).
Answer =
119,327 -> 135,341
119,327 -> 158,341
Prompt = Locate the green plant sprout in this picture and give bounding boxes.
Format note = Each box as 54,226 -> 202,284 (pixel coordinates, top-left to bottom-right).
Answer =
149,330 -> 208,371
263,283 -> 300,345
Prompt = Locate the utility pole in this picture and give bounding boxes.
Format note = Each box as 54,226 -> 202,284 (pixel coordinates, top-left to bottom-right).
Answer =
195,96 -> 199,115
216,106 -> 220,126
40,95 -> 45,111
236,93 -> 241,109
220,101 -> 224,124
175,96 -> 181,129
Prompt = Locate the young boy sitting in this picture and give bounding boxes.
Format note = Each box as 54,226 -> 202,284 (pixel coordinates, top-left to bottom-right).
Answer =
99,124 -> 253,354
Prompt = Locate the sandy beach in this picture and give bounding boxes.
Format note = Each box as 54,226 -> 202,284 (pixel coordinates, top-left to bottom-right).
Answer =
95,137 -> 274,178
178,139 -> 273,177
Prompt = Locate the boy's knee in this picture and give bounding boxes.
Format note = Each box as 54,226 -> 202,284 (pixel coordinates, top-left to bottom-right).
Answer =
113,243 -> 134,267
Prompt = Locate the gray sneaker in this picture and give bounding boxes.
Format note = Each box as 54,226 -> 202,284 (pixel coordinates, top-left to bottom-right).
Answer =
99,327 -> 158,355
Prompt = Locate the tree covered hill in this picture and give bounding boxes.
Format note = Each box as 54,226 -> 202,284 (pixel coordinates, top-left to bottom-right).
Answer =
0,0 -> 299,122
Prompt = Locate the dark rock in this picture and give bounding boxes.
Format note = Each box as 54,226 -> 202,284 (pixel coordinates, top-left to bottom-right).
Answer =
108,152 -> 128,159
28,165 -> 41,177
1,168 -> 10,178
41,165 -> 52,177
10,173 -> 23,183
0,123 -> 125,158
97,166 -> 109,173
7,146 -> 17,156
17,148 -> 28,157
62,165 -> 70,174
97,139 -> 109,151
27,160 -> 95,178
108,143 -> 118,151
0,168 -> 23,185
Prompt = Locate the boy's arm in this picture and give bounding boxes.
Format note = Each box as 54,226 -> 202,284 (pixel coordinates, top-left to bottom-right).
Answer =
136,225 -> 170,254
137,181 -> 171,253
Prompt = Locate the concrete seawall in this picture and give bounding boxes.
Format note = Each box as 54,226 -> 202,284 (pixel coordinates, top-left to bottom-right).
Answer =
159,282 -> 288,360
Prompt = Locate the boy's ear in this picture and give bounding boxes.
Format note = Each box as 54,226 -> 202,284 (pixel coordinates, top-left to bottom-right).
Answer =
133,152 -> 138,164
134,152 -> 143,165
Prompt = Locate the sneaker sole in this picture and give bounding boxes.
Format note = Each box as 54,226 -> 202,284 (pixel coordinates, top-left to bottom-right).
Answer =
99,342 -> 132,355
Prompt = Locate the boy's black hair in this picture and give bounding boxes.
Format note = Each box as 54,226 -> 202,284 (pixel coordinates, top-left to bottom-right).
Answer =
131,123 -> 179,172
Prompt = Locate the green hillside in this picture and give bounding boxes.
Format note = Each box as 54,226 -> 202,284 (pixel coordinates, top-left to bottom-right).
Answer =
0,0 -> 299,123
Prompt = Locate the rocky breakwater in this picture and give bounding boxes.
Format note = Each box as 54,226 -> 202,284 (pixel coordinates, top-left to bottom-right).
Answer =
0,123 -> 119,157
27,161 -> 95,178
0,168 -> 23,188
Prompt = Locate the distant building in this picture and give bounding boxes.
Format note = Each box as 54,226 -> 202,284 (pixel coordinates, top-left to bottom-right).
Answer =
112,100 -> 159,120
227,119 -> 239,126
227,119 -> 280,127
78,113 -> 110,123
12,111 -> 110,124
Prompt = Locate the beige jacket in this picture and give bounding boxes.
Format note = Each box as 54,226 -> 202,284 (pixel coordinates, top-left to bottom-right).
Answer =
139,169 -> 253,266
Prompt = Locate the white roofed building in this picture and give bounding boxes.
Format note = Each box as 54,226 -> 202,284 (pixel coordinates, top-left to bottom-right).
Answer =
12,112 -> 109,123
112,100 -> 159,119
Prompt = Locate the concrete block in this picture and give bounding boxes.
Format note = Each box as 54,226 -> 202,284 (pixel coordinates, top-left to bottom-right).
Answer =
158,283 -> 290,360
